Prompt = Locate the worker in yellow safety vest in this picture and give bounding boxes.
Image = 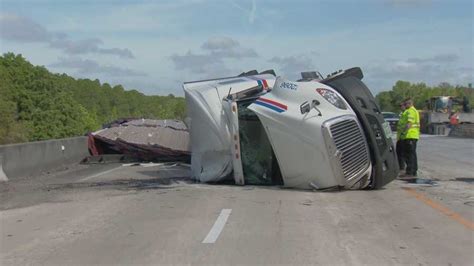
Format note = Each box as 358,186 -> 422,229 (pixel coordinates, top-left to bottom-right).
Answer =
396,102 -> 408,171
400,98 -> 420,177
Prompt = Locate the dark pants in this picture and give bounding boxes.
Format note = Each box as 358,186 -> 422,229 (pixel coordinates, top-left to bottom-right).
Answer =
403,139 -> 418,176
396,140 -> 406,170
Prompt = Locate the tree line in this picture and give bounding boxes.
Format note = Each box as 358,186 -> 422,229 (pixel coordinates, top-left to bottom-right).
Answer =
0,53 -> 185,144
375,80 -> 473,113
1,52 -> 472,144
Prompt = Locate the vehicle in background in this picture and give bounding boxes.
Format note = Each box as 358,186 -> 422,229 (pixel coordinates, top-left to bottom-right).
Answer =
420,96 -> 474,135
183,67 -> 398,190
382,112 -> 399,132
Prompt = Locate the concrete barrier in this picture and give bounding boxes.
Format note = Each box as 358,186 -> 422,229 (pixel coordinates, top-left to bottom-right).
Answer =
0,136 -> 89,180
0,155 -> 8,182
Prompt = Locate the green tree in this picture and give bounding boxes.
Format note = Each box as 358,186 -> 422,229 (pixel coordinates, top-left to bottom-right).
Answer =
376,80 -> 474,112
0,52 -> 187,144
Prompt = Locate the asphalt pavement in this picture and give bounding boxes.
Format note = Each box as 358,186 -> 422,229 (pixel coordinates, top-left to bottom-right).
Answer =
1,135 -> 473,265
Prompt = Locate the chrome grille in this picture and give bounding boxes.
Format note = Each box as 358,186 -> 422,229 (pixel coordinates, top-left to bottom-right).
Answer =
330,119 -> 370,180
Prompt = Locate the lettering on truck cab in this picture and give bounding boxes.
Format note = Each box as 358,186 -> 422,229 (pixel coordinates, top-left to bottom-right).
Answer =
280,82 -> 298,91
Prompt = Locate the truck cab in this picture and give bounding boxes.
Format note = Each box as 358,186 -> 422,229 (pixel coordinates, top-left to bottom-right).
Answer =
183,67 -> 398,190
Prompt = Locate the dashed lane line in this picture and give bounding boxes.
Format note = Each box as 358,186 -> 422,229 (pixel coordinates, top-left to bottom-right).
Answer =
202,209 -> 232,244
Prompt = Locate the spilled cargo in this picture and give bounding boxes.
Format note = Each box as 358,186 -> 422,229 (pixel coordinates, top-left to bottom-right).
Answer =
88,119 -> 191,162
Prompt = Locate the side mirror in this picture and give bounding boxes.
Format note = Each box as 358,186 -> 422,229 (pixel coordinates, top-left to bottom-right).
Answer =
300,101 -> 311,114
312,100 -> 322,116
301,100 -> 322,116
312,100 -> 320,108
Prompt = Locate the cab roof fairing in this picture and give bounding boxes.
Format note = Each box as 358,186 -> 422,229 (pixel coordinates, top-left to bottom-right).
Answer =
182,74 -> 276,93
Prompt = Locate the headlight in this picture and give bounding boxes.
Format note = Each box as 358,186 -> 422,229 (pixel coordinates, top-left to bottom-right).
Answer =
316,88 -> 347,110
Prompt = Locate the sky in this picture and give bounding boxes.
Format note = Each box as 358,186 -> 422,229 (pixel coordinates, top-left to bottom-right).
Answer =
0,0 -> 472,96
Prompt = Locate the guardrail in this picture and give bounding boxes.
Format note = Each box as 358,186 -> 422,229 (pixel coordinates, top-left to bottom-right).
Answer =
0,136 -> 89,181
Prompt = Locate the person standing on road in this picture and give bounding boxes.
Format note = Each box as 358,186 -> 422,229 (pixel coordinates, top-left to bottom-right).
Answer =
449,110 -> 460,128
396,102 -> 408,171
400,98 -> 420,177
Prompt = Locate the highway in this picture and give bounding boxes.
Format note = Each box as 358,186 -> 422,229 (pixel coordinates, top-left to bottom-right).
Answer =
1,135 -> 473,265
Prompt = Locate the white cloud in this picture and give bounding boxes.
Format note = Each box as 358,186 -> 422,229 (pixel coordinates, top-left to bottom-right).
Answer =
50,57 -> 146,77
49,38 -> 134,58
365,53 -> 472,92
406,54 -> 459,64
202,36 -> 239,50
170,36 -> 258,76
201,36 -> 258,58
0,13 -> 134,58
269,54 -> 315,80
212,47 -> 258,59
170,51 -> 229,75
0,14 -> 51,42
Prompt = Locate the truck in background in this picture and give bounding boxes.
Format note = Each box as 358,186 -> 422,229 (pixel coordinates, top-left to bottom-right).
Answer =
183,67 -> 399,190
420,96 -> 474,135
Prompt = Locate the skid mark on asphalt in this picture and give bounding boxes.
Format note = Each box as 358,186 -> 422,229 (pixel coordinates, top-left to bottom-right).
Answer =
202,209 -> 232,244
403,187 -> 474,230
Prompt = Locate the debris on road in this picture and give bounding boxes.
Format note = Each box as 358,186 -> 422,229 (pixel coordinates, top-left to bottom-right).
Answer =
88,119 -> 191,162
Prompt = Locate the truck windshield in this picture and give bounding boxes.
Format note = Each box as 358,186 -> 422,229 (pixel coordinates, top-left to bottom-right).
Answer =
237,101 -> 283,186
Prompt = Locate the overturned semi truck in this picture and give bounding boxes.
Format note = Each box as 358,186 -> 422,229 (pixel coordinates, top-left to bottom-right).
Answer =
183,67 -> 399,190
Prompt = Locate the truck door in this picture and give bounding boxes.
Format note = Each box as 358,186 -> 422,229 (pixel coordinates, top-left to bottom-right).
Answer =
224,98 -> 283,186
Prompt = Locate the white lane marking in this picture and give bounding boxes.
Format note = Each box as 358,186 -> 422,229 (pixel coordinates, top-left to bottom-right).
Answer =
121,163 -> 184,168
122,163 -> 140,167
78,166 -> 122,182
202,209 -> 232,244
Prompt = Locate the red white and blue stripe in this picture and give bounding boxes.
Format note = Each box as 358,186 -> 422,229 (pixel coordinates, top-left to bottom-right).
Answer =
247,76 -> 269,90
254,97 -> 287,113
